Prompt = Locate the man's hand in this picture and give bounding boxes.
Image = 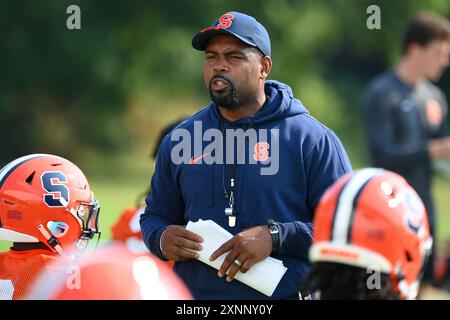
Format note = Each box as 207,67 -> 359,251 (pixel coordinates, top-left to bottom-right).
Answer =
428,137 -> 450,161
209,225 -> 272,282
161,225 -> 203,261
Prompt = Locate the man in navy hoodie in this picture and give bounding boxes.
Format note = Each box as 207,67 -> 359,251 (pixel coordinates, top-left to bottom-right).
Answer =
140,11 -> 352,299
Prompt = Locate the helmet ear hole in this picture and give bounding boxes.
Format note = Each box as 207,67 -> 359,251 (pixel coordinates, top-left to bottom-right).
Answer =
47,221 -> 69,238
25,171 -> 35,185
405,250 -> 413,262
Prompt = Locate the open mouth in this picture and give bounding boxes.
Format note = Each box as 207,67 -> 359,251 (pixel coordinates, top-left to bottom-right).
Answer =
210,77 -> 230,92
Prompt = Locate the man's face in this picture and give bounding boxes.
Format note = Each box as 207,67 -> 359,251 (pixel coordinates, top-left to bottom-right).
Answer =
203,35 -> 264,109
418,40 -> 450,81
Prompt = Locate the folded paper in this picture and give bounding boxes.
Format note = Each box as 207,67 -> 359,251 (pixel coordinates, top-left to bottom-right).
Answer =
186,219 -> 288,297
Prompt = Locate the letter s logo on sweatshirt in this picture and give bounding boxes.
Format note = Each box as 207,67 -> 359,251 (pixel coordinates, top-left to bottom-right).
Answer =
253,142 -> 270,162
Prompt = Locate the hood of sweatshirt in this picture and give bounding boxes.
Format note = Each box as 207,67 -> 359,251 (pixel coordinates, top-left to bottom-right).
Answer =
210,80 -> 309,126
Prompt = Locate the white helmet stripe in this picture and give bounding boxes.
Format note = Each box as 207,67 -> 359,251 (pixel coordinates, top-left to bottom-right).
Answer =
331,168 -> 384,244
0,154 -> 52,188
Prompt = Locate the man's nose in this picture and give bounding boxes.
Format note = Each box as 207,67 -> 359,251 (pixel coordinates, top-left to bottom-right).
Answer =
213,58 -> 229,73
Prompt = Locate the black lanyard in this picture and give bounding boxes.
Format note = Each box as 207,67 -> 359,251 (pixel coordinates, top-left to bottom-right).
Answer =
219,119 -> 256,227
217,95 -> 267,227
219,119 -> 237,227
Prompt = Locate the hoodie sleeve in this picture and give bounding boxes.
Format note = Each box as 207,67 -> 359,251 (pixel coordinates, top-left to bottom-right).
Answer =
276,130 -> 352,259
139,137 -> 186,260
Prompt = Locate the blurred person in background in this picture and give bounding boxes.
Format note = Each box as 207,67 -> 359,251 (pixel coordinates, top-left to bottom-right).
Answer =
0,154 -> 101,300
362,12 -> 450,286
304,169 -> 432,300
111,118 -> 187,262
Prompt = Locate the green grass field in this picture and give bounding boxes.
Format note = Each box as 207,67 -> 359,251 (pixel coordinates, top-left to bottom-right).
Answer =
432,176 -> 450,249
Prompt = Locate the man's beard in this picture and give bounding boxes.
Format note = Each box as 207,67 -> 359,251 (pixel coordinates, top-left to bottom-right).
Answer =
209,74 -> 240,109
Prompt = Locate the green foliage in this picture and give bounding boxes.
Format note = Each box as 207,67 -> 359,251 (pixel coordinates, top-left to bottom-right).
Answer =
1,0 -> 449,167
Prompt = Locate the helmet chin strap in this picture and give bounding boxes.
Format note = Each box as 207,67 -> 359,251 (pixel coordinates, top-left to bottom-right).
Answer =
37,224 -> 66,257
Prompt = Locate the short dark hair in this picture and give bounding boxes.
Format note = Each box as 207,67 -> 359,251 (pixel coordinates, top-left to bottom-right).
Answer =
302,262 -> 401,300
403,12 -> 450,53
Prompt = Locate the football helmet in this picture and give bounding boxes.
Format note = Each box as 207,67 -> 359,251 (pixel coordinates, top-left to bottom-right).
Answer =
28,244 -> 192,300
310,168 -> 432,299
111,206 -> 147,252
0,154 -> 100,255
111,206 -> 175,268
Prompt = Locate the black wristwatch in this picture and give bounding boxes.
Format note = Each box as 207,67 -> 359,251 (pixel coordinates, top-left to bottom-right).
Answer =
267,219 -> 279,252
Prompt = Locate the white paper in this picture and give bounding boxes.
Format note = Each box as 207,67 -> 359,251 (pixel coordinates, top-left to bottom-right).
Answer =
186,219 -> 287,297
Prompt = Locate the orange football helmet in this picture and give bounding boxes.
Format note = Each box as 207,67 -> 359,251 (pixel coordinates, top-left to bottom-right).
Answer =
111,206 -> 145,249
28,244 -> 192,300
0,154 -> 100,255
310,168 -> 432,299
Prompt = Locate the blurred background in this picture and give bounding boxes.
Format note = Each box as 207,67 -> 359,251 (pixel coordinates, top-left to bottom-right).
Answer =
1,0 -> 450,276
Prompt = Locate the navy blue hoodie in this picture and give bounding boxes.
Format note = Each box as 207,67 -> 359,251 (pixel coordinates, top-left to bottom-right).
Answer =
140,80 -> 352,299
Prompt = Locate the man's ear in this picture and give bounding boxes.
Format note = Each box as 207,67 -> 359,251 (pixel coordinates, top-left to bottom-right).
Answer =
407,42 -> 424,57
260,56 -> 272,79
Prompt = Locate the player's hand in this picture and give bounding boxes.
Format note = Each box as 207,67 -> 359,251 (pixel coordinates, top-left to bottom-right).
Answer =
209,225 -> 272,282
161,225 -> 203,261
428,136 -> 450,160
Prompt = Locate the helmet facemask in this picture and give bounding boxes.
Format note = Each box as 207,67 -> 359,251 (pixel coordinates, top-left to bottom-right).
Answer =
70,198 -> 101,253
